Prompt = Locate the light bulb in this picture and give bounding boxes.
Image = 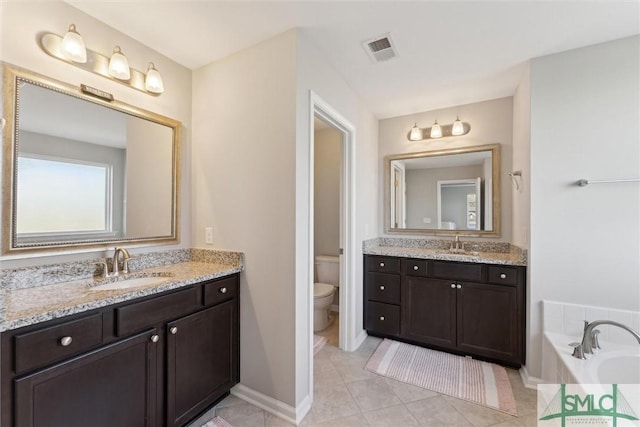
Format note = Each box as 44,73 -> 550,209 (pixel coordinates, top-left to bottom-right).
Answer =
452,116 -> 464,136
409,123 -> 422,141
430,120 -> 442,138
108,46 -> 130,80
60,24 -> 87,63
145,63 -> 164,94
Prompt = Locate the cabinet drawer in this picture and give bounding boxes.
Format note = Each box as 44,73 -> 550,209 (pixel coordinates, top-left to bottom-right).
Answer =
366,302 -> 400,336
366,273 -> 400,304
116,287 -> 200,336
404,259 -> 427,277
14,313 -> 103,374
431,261 -> 483,282
487,266 -> 518,286
204,275 -> 238,306
365,256 -> 400,274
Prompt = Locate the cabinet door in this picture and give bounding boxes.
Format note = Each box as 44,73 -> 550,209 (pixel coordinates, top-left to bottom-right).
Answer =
456,282 -> 521,364
166,300 -> 239,427
14,329 -> 158,427
401,277 -> 456,349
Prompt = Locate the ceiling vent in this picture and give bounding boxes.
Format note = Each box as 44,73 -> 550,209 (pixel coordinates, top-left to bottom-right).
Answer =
362,33 -> 398,63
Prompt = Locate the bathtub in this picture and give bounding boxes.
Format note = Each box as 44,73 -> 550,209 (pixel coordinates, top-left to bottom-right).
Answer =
543,332 -> 640,384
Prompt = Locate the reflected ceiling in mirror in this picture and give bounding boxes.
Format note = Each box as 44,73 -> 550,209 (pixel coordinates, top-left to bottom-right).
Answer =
2,66 -> 181,254
385,144 -> 500,236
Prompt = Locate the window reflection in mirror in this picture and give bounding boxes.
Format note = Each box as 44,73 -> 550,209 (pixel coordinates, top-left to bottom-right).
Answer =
3,67 -> 180,253
385,144 -> 500,236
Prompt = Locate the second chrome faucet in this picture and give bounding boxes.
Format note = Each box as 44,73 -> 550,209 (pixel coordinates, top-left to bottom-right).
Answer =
99,247 -> 131,278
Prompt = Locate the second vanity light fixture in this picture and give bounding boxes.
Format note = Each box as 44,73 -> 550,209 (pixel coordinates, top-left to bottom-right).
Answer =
408,116 -> 470,141
41,24 -> 165,95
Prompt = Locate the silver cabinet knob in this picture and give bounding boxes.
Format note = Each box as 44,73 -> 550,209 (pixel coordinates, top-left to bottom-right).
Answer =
456,284 -> 462,289
379,262 -> 385,267
150,334 -> 159,343
379,285 -> 385,290
451,284 -> 456,288
60,336 -> 73,346
500,273 -> 507,279
413,265 -> 419,271
220,287 -> 228,294
170,326 -> 178,335
379,316 -> 385,321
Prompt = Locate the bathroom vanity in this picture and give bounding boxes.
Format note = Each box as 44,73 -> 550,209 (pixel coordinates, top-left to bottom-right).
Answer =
0,258 -> 241,427
364,250 -> 526,367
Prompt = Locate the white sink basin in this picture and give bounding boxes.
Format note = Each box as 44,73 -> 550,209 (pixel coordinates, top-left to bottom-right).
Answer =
89,273 -> 173,291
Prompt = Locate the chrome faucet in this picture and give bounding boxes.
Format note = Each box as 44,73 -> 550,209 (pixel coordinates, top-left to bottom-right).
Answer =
572,319 -> 640,359
449,235 -> 466,253
111,247 -> 131,276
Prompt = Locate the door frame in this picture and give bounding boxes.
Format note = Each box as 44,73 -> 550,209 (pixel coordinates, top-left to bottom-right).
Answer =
308,90 -> 356,375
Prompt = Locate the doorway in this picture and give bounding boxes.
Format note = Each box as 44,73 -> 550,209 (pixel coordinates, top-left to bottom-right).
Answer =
308,91 -> 356,388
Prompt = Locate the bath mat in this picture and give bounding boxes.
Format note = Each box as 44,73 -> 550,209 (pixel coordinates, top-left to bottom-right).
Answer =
202,415 -> 233,427
365,339 -> 517,416
314,335 -> 328,355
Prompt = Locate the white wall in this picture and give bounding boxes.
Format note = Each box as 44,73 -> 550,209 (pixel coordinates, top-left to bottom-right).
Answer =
296,28 -> 379,409
378,97 -> 514,241
314,127 -> 341,258
0,1 -> 192,267
512,64 -> 531,249
192,30 -> 297,407
527,36 -> 640,379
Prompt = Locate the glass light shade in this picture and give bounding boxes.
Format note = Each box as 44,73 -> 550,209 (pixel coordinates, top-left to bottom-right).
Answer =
430,120 -> 442,138
61,24 -> 87,63
409,123 -> 422,141
452,117 -> 464,136
108,46 -> 130,80
145,63 -> 164,94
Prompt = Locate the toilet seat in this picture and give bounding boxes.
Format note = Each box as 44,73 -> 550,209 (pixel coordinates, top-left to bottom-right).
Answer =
314,282 -> 335,298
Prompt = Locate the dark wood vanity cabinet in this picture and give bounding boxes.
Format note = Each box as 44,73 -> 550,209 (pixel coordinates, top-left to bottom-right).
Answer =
364,255 -> 525,367
1,274 -> 240,427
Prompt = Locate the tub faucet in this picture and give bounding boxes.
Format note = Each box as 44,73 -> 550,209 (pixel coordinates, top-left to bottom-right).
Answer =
111,247 -> 131,276
580,319 -> 640,355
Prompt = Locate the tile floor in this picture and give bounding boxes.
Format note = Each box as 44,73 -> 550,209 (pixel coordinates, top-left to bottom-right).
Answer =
207,331 -> 538,427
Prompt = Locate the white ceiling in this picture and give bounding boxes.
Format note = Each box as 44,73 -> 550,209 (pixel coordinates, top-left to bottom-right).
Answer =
69,1 -> 639,119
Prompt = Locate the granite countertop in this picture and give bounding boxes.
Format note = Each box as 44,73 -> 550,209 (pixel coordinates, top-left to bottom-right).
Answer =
0,249 -> 243,332
363,238 -> 527,266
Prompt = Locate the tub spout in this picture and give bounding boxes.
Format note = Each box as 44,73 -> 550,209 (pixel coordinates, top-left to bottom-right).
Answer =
580,320 -> 640,356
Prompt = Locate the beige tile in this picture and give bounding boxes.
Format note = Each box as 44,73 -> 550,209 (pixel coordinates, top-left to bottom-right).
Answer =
384,378 -> 439,403
216,402 -> 265,427
314,362 -> 344,389
346,378 -> 401,412
264,412 -> 296,427
363,404 -> 420,427
308,382 -> 361,423
216,394 -> 247,409
305,414 -> 371,427
441,395 -> 516,427
333,356 -> 379,383
405,396 -> 472,427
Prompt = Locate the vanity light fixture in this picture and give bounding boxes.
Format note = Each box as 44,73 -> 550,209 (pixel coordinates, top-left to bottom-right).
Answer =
145,63 -> 164,94
409,123 -> 422,141
406,117 -> 471,141
39,25 -> 164,96
108,46 -> 131,80
430,120 -> 442,138
60,24 -> 87,63
451,116 -> 464,136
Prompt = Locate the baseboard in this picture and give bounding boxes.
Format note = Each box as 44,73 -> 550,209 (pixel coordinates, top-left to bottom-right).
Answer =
231,383 -> 311,425
519,365 -> 544,390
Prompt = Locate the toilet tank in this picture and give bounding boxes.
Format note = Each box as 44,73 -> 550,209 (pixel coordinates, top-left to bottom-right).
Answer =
315,255 -> 339,286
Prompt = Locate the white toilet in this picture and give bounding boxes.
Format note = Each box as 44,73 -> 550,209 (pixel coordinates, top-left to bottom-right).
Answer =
314,255 -> 339,332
